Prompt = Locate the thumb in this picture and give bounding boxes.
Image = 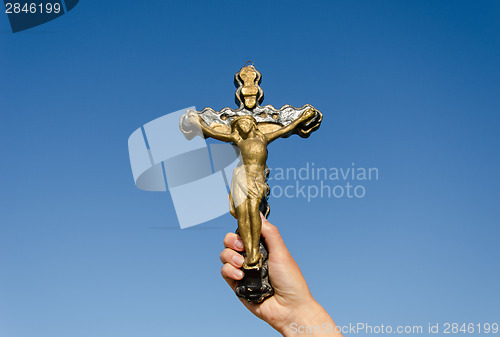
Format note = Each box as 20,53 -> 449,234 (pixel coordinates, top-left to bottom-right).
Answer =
260,213 -> 290,258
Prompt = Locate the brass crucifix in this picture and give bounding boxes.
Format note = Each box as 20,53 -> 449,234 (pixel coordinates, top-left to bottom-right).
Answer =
180,62 -> 322,302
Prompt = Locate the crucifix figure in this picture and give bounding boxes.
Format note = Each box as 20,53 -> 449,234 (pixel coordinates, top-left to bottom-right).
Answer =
180,62 -> 322,302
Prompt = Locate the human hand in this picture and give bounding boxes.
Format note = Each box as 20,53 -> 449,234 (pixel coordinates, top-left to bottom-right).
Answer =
220,214 -> 343,336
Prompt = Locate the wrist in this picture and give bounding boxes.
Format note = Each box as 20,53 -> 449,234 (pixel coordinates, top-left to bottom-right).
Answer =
279,298 -> 341,337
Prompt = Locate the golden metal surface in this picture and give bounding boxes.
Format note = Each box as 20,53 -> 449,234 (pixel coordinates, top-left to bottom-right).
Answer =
237,66 -> 261,109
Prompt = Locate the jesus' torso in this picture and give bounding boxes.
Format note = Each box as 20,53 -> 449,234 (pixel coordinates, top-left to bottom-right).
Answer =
235,132 -> 268,179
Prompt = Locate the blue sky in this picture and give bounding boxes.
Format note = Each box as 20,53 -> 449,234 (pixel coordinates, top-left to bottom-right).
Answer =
1,1 -> 499,336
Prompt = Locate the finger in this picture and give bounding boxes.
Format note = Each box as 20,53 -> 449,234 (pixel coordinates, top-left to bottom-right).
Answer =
221,263 -> 244,288
260,213 -> 289,257
221,263 -> 244,280
219,248 -> 245,268
223,233 -> 245,251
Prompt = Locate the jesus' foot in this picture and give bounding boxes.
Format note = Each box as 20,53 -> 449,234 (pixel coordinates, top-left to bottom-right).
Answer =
243,253 -> 263,269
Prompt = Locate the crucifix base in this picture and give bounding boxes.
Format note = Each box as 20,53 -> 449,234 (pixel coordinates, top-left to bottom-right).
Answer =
235,235 -> 274,303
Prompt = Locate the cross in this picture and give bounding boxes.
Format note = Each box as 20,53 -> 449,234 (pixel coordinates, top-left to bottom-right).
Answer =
180,61 -> 322,303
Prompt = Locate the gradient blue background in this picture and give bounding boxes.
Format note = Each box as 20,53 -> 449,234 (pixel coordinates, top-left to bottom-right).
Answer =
1,1 -> 499,336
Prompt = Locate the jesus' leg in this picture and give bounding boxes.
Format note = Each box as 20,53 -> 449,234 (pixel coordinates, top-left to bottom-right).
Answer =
247,198 -> 263,267
236,202 -> 253,268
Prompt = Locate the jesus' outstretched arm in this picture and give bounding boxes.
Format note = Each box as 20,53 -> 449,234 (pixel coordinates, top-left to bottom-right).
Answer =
186,112 -> 235,143
264,108 -> 317,143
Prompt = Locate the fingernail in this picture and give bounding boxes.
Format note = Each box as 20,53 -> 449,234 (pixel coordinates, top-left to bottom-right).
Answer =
235,239 -> 244,250
232,254 -> 244,266
234,270 -> 244,279
260,213 -> 267,222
